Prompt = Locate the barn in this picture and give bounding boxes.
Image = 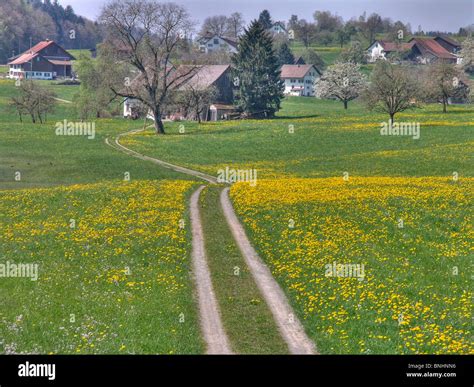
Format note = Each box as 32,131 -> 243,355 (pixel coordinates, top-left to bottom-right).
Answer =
8,40 -> 75,80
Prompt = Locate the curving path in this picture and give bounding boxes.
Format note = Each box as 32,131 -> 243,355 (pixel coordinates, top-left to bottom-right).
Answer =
105,128 -> 317,355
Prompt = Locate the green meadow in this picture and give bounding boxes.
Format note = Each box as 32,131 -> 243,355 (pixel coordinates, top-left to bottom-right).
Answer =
0,75 -> 472,354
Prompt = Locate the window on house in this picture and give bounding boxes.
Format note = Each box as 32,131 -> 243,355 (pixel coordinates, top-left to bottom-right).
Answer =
214,39 -> 219,44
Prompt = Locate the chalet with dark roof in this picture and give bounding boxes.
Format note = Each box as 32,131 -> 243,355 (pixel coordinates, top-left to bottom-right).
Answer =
268,22 -> 288,37
433,36 -> 461,54
8,40 -> 75,80
197,35 -> 238,54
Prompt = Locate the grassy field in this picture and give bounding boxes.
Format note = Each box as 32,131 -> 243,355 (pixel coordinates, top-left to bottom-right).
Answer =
289,42 -> 343,66
120,97 -> 473,180
0,180 -> 203,354
0,79 -> 204,354
231,177 -> 473,354
0,65 -> 8,77
0,75 -> 472,354
118,96 -> 473,354
0,80 -> 189,189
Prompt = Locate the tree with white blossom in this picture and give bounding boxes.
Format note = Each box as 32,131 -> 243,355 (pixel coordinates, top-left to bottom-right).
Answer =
314,62 -> 367,109
458,37 -> 474,74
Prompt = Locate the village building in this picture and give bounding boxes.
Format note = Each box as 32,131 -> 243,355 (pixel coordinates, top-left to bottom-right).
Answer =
367,40 -> 415,62
367,36 -> 460,64
280,64 -> 321,97
268,22 -> 289,38
433,36 -> 462,54
197,35 -> 238,54
408,38 -> 459,64
124,64 -> 235,121
7,40 -> 75,80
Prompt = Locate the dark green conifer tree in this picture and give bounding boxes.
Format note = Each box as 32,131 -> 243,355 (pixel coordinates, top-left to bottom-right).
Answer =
232,21 -> 284,118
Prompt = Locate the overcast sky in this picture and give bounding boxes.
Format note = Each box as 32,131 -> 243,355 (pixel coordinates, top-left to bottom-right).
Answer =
60,0 -> 473,32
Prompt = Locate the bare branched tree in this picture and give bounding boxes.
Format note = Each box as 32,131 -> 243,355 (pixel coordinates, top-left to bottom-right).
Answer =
363,61 -> 420,123
10,81 -> 56,124
100,0 -> 197,134
199,15 -> 229,37
422,63 -> 470,112
227,12 -> 245,39
179,85 -> 217,123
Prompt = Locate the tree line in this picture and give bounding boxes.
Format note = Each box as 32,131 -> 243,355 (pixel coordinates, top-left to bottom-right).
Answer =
0,0 -> 102,63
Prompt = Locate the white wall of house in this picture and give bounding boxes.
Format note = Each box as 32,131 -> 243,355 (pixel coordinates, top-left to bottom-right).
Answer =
26,71 -> 53,80
123,98 -> 138,118
8,67 -> 53,80
367,42 -> 386,62
283,68 -> 319,97
199,36 -> 237,54
123,98 -> 155,120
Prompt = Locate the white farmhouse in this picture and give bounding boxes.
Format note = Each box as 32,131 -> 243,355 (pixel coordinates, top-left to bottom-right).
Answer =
280,64 -> 321,97
367,40 -> 413,62
198,35 -> 238,54
268,22 -> 288,38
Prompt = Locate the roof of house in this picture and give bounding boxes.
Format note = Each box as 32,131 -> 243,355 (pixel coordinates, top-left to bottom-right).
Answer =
410,38 -> 457,59
280,64 -> 319,79
434,35 -> 461,48
220,37 -> 238,48
29,40 -> 56,53
210,103 -> 236,110
294,56 -> 306,65
271,21 -> 287,31
8,52 -> 39,65
376,40 -> 414,52
8,40 -> 74,65
199,35 -> 238,48
178,65 -> 230,90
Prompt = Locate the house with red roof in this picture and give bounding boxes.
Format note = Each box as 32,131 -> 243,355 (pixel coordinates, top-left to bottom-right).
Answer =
8,39 -> 75,80
408,38 -> 459,64
280,64 -> 321,97
367,36 -> 459,64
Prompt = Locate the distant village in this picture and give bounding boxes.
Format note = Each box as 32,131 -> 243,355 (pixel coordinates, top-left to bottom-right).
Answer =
3,5 -> 473,123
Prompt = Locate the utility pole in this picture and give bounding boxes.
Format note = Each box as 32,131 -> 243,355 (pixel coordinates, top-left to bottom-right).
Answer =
29,37 -> 33,79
